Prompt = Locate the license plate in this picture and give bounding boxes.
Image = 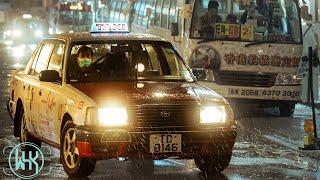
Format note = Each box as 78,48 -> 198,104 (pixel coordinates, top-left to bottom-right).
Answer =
149,134 -> 182,153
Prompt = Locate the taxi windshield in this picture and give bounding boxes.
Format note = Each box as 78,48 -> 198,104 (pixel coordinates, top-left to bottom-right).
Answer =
190,0 -> 301,44
67,41 -> 194,83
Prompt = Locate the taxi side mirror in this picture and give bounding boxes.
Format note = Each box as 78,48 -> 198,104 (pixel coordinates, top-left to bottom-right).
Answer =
39,70 -> 60,82
192,68 -> 206,81
192,68 -> 214,81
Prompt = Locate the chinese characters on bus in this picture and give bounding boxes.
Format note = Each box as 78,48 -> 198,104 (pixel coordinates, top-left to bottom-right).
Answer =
224,53 -> 300,67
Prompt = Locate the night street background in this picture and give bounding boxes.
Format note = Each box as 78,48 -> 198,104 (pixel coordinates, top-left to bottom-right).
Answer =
0,46 -> 320,179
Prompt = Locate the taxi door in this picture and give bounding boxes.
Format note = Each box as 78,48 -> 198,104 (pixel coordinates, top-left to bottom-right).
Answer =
25,75 -> 41,136
29,43 -> 55,137
37,40 -> 65,143
25,43 -> 54,136
22,46 -> 41,136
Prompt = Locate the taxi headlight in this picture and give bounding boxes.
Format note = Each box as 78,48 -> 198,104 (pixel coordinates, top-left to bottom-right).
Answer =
275,73 -> 301,85
200,106 -> 227,124
98,107 -> 128,126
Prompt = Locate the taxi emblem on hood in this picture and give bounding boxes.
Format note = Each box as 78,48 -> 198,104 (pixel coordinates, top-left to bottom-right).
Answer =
160,111 -> 171,118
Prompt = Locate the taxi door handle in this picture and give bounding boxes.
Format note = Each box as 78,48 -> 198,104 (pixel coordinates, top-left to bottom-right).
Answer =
23,83 -> 29,89
39,89 -> 42,96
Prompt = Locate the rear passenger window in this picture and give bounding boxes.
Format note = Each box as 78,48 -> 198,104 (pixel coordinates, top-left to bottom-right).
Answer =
34,44 -> 54,74
145,45 -> 162,74
28,45 -> 41,75
48,42 -> 65,77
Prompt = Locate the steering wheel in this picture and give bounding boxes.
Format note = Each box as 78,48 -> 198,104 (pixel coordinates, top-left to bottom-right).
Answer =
77,68 -> 104,82
90,54 -> 109,68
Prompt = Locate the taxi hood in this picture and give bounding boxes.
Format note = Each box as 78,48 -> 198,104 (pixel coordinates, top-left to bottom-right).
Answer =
71,81 -> 225,106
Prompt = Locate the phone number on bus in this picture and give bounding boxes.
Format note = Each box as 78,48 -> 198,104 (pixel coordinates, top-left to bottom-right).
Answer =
227,89 -> 300,99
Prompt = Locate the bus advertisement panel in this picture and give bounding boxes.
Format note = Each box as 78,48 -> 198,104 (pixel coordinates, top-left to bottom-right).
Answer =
107,0 -> 303,116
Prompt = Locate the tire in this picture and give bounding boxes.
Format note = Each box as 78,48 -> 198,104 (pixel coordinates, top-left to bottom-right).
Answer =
279,102 -> 295,117
60,121 -> 96,177
18,106 -> 41,154
194,155 -> 232,175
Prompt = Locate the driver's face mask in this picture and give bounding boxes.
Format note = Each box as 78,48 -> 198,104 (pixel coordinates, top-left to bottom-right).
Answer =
77,51 -> 93,68
78,57 -> 92,68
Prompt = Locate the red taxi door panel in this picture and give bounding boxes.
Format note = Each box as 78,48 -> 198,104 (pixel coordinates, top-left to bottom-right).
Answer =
38,42 -> 65,143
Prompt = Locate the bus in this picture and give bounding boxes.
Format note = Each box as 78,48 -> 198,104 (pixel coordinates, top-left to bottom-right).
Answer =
107,0 -> 303,117
53,2 -> 92,33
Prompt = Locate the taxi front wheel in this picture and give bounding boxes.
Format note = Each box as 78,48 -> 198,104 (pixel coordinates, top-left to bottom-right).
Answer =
60,121 -> 96,177
194,155 -> 232,175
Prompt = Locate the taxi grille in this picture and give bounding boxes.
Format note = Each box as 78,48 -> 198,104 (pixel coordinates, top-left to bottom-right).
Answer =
128,104 -> 200,128
214,71 -> 276,87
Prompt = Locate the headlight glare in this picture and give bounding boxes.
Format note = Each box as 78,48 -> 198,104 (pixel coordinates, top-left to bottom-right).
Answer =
4,30 -> 12,37
98,107 -> 128,126
12,30 -> 21,37
35,30 -> 43,37
200,106 -> 227,124
275,73 -> 301,85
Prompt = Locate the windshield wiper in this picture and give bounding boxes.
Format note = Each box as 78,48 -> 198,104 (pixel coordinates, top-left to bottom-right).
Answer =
244,41 -> 271,48
137,78 -> 188,82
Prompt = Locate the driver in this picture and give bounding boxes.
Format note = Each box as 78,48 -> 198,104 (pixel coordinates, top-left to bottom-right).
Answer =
198,0 -> 222,38
68,45 -> 94,81
76,45 -> 93,71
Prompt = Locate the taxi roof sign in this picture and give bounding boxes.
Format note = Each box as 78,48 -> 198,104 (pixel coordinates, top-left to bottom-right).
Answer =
90,23 -> 129,33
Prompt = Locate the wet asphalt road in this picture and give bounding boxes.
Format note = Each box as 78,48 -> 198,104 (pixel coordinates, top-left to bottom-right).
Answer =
0,46 -> 320,179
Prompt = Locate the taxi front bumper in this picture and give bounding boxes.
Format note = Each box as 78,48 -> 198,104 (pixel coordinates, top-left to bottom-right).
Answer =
75,126 -> 237,160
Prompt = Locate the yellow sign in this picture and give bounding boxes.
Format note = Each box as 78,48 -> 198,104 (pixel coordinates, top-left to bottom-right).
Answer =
214,23 -> 240,39
241,24 -> 254,41
183,4 -> 191,18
